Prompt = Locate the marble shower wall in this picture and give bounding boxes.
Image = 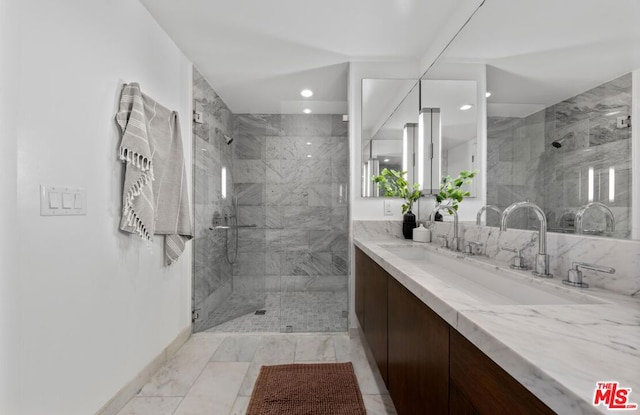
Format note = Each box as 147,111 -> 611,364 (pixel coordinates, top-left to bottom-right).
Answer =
487,73 -> 632,238
232,114 -> 349,294
192,67 -> 235,329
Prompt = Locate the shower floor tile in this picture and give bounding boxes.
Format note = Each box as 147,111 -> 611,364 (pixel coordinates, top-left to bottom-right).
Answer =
202,291 -> 348,333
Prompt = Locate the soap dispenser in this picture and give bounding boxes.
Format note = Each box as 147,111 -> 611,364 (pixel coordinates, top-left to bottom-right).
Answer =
412,224 -> 431,243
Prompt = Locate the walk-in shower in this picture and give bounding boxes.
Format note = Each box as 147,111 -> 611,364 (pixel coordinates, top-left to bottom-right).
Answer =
192,67 -> 349,333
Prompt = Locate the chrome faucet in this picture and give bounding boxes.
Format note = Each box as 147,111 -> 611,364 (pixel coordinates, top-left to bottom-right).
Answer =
574,202 -> 616,235
476,204 -> 502,225
562,262 -> 615,288
430,204 -> 459,251
500,201 -> 552,278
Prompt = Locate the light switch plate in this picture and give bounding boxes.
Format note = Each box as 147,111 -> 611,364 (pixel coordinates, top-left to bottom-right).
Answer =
383,200 -> 393,216
61,193 -> 74,209
41,185 -> 87,216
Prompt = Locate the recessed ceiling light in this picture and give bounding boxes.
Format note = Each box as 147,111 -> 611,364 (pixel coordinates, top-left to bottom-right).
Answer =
301,89 -> 313,98
485,92 -> 492,98
306,142 -> 312,145
307,154 -> 312,158
383,158 -> 390,162
459,104 -> 473,111
303,108 -> 312,114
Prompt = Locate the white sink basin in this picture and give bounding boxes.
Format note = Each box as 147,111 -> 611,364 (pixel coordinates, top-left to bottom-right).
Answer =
380,245 -> 603,306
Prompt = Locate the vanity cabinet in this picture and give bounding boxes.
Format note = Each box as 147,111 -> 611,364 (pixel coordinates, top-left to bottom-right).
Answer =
355,246 -> 555,415
354,247 -> 367,330
388,274 -> 449,415
355,247 -> 388,383
449,330 -> 555,415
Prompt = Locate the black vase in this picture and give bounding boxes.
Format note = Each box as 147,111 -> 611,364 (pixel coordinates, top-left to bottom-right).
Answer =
402,211 -> 417,239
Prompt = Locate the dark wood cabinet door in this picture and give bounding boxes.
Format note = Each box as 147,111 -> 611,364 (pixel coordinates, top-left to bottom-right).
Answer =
363,256 -> 389,384
387,275 -> 450,415
449,380 -> 479,415
450,329 -> 555,415
354,247 -> 367,330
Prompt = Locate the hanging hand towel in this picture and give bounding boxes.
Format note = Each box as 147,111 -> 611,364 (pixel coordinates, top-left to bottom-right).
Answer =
116,83 -> 193,265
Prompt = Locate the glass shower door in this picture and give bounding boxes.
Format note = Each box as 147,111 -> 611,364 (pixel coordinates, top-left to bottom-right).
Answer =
192,67 -> 266,333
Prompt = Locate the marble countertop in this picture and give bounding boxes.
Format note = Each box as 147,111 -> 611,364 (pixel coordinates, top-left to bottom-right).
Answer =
354,236 -> 640,415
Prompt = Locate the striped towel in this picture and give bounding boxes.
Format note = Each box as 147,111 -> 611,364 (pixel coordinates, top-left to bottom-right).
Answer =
116,83 -> 193,265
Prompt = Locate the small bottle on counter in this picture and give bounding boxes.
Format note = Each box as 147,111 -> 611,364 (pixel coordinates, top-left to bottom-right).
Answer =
412,224 -> 431,243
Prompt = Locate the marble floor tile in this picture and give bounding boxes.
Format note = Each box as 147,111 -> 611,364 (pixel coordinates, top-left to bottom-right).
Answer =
211,335 -> 262,362
173,362 -> 249,415
238,335 -> 296,396
138,333 -> 227,397
294,335 -> 336,362
334,335 -> 387,395
116,397 -> 182,415
229,396 -> 250,415
363,394 -> 398,415
119,333 -> 397,415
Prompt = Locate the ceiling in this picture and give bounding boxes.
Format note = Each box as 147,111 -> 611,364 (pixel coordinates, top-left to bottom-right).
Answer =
441,0 -> 640,115
139,0 -> 470,114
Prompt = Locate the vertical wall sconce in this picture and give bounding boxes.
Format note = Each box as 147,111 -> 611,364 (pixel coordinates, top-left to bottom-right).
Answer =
418,108 -> 442,194
403,123 -> 417,186
221,166 -> 227,199
588,166 -> 594,202
609,167 -> 615,203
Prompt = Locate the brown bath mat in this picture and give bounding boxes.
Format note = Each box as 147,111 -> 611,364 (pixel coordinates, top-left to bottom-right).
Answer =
246,362 -> 366,415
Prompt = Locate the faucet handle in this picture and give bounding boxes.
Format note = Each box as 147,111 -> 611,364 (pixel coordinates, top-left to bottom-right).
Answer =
562,262 -> 615,288
465,241 -> 483,255
436,234 -> 448,249
501,246 -> 529,270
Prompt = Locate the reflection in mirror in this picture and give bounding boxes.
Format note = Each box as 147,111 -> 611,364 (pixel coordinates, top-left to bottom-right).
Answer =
419,80 -> 478,196
437,0 -> 639,240
361,80 -> 418,197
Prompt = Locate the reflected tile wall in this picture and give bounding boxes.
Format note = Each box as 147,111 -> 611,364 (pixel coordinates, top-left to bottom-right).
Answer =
233,114 -> 350,296
487,73 -> 632,238
193,67 -> 236,329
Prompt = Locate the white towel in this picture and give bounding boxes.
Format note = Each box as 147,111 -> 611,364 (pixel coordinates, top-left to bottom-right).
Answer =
116,83 -> 193,265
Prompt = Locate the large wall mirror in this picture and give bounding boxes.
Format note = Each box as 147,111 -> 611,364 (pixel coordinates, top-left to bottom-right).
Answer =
361,78 -> 479,198
440,0 -> 640,240
361,0 -> 639,241
361,80 -> 418,197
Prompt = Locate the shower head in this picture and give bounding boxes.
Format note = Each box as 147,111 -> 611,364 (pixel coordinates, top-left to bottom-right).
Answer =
551,131 -> 574,149
224,134 -> 234,145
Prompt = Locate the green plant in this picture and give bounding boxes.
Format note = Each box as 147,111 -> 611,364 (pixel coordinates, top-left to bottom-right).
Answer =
435,170 -> 477,215
371,168 -> 421,214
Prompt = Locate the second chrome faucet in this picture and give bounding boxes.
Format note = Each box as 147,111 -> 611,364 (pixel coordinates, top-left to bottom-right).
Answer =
500,201 -> 553,278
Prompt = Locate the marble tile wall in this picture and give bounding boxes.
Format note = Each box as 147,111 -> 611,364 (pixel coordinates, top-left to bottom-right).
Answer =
192,67 -> 236,331
232,114 -> 350,297
487,73 -> 632,239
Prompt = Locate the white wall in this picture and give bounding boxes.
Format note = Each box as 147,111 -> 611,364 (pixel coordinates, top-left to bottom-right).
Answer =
0,0 -> 20,409
1,1 -> 192,413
